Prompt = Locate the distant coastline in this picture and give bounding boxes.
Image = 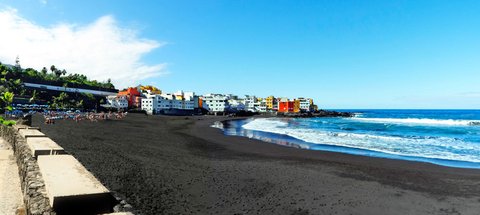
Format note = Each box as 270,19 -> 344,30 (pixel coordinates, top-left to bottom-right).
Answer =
276,109 -> 354,118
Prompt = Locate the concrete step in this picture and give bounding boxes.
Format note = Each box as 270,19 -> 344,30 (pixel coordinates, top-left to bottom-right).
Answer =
18,129 -> 46,139
37,155 -> 116,214
26,137 -> 66,158
12,124 -> 40,132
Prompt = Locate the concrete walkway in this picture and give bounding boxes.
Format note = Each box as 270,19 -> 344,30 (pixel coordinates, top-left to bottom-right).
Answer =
0,137 -> 25,215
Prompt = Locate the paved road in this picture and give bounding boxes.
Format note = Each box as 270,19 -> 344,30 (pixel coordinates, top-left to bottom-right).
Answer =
0,137 -> 25,215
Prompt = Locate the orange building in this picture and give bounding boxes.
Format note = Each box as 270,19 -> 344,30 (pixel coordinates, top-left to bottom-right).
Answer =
118,87 -> 142,108
198,97 -> 203,109
278,100 -> 295,113
278,98 -> 302,113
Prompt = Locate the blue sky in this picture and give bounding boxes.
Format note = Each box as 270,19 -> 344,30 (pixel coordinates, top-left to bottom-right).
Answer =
0,0 -> 479,109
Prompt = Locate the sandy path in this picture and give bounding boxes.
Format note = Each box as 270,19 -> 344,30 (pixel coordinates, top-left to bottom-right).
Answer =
0,137 -> 25,215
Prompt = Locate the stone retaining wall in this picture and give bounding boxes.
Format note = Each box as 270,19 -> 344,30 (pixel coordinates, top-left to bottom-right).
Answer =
0,125 -> 55,215
1,124 -> 135,215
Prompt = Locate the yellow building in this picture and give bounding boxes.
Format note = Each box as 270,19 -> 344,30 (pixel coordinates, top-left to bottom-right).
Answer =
266,96 -> 275,110
293,99 -> 301,113
140,85 -> 162,94
175,95 -> 184,100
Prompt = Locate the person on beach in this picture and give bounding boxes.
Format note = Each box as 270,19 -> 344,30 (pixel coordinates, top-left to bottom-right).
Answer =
41,110 -> 127,124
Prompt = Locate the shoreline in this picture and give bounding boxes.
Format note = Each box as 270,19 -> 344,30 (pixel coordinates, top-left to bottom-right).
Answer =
32,114 -> 480,214
213,117 -> 480,169
193,116 -> 480,175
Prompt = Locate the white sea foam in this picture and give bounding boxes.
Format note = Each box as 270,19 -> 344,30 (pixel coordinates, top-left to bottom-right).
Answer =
242,118 -> 480,163
351,117 -> 480,126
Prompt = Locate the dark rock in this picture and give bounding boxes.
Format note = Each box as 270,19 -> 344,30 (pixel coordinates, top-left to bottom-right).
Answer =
469,121 -> 480,126
113,204 -> 122,212
278,110 -> 354,118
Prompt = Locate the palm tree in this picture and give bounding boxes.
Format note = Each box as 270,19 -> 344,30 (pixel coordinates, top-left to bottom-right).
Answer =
41,67 -> 48,76
54,70 -> 62,78
29,90 -> 38,104
14,56 -> 21,73
50,65 -> 56,73
52,92 -> 69,109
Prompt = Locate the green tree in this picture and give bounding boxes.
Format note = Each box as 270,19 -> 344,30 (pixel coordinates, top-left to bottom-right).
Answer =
9,79 -> 23,95
1,91 -> 14,117
76,99 -> 84,109
41,67 -> 48,76
25,68 -> 38,78
0,91 -> 16,126
52,92 -> 69,109
50,65 -> 56,73
29,90 -> 38,103
54,69 -> 62,78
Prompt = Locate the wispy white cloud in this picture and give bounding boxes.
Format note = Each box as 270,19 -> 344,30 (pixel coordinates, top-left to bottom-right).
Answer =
39,0 -> 47,5
0,8 -> 168,88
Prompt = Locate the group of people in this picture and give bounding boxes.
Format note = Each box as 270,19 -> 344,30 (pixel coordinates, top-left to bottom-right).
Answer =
43,111 -> 127,124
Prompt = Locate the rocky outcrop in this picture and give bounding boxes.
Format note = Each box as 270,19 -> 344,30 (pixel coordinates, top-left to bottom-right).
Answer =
278,110 -> 354,118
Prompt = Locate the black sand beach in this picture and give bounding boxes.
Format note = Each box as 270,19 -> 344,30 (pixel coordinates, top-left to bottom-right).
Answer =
33,114 -> 480,215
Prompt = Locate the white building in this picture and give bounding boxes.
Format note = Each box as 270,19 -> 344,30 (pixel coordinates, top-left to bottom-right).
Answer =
257,100 -> 267,112
106,95 -> 128,110
244,95 -> 256,110
249,101 -> 267,113
141,91 -> 198,115
141,94 -> 156,114
228,98 -> 246,112
202,94 -> 229,113
173,91 -> 198,109
298,98 -> 313,112
242,96 -> 269,113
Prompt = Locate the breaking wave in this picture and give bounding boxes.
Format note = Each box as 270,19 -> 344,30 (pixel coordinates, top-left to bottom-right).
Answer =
242,118 -> 480,163
350,117 -> 480,126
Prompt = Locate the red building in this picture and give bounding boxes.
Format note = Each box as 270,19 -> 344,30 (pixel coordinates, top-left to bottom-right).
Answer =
278,100 -> 295,113
118,87 -> 142,108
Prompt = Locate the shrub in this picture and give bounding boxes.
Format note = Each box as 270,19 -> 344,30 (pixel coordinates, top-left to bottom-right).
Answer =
0,116 -> 16,126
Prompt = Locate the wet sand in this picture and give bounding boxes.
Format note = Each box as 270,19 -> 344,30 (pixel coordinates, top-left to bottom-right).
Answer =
33,114 -> 480,215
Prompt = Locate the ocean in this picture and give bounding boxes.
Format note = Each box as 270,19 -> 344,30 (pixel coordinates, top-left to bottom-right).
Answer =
214,110 -> 480,169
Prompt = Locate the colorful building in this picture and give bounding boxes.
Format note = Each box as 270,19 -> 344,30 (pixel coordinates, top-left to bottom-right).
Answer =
118,87 -> 142,108
140,85 -> 161,95
141,92 -> 197,115
293,99 -> 301,113
266,96 -> 275,110
278,98 -> 295,113
297,98 -> 314,112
